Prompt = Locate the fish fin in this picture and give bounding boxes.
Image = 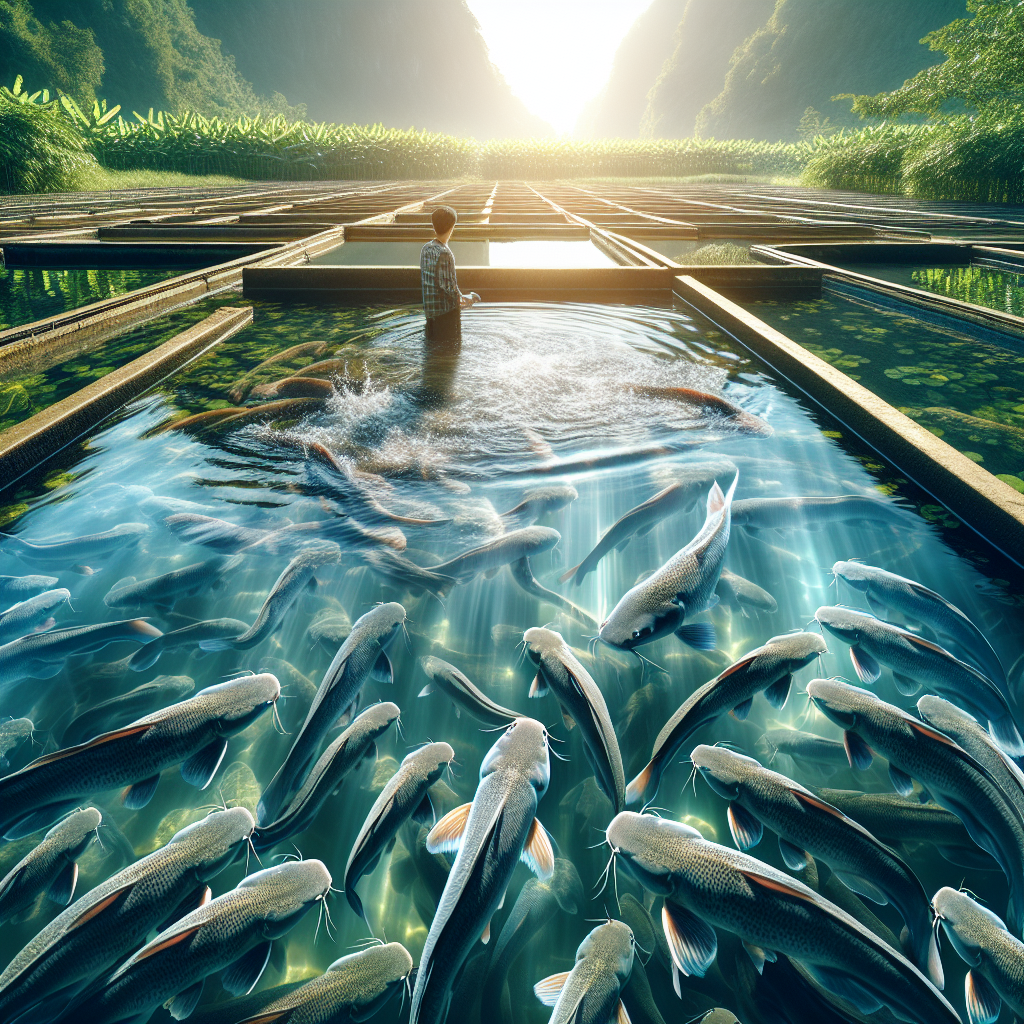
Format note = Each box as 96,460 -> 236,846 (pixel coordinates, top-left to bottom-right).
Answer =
136,923 -> 202,961
892,672 -> 921,696
662,900 -> 717,978
763,674 -> 792,710
988,715 -> 1024,759
614,537 -> 632,552
742,940 -> 776,975
848,645 -> 881,685
123,774 -> 161,809
46,860 -> 78,905
674,622 -> 716,651
534,971 -> 571,1006
706,481 -> 726,515
906,718 -> 961,749
426,802 -> 472,856
529,673 -> 549,698
222,940 -> 273,996
866,594 -> 888,618
4,802 -> 79,840
803,965 -> 883,1014
561,709 -> 577,731
66,882 -> 135,932
168,979 -> 205,1020
71,565 -> 95,576
521,818 -> 555,880
966,968 -> 1001,1024
616,1000 -> 632,1024
625,762 -> 655,806
180,739 -> 228,789
27,722 -> 155,768
833,870 -> 888,905
778,838 -> 809,872
726,803 -> 763,851
480,919 -> 491,944
0,866 -> 24,903
452,704 -> 461,718
558,563 -> 582,585
843,730 -> 873,770
418,683 -> 434,697
484,566 -> 502,579
412,793 -> 435,827
159,884 -> 212,930
731,697 -> 753,721
371,651 -> 393,684
888,763 -> 915,797
737,870 -> 814,904
238,1014 -> 291,1024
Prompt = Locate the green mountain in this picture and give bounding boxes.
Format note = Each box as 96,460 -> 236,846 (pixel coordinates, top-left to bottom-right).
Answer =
692,0 -> 968,141
574,0 -> 686,139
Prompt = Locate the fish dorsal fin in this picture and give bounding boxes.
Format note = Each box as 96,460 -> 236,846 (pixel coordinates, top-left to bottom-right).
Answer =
662,900 -> 717,978
426,802 -> 472,856
66,882 -> 134,933
706,481 -> 726,515
534,970 -> 571,1006
521,818 -> 554,880
26,723 -> 154,768
134,922 -> 202,962
738,869 -> 814,904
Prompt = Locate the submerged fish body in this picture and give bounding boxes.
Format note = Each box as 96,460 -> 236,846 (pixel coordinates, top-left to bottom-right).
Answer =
256,602 -> 405,825
361,547 -> 455,601
253,701 -> 400,853
411,718 -> 553,1024
500,484 -> 578,526
0,807 -> 101,925
0,589 -> 70,645
808,678 -> 1024,935
833,559 -> 1007,691
418,656 -> 519,727
509,555 -> 599,629
598,474 -> 737,651
0,524 -> 149,568
625,385 -> 773,437
758,728 -> 849,772
0,576 -> 60,606
344,740 -> 453,920
607,811 -> 959,1024
732,495 -> 909,536
430,526 -> 560,585
103,556 -> 241,611
816,604 -> 1023,757
0,717 -> 34,768
65,859 -> 332,1024
0,807 -> 254,1023
715,568 -> 778,616
690,743 -> 942,988
525,627 -> 625,812
128,618 -> 249,672
626,631 -> 827,806
534,920 -> 634,1024
933,886 -> 1024,1024
0,674 -> 280,840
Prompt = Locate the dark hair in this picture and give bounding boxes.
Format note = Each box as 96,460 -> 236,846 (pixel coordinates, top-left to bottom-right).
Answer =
431,206 -> 457,235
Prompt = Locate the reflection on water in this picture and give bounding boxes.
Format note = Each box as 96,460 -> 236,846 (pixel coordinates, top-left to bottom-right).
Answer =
0,300 -> 1021,1024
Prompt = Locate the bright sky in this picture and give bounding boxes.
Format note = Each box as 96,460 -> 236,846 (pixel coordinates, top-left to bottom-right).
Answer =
465,0 -> 655,134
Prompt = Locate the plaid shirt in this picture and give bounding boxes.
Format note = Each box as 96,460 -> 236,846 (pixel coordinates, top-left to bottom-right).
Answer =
420,239 -> 461,319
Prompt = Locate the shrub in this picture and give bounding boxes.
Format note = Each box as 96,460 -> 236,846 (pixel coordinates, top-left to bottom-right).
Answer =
801,124 -> 925,194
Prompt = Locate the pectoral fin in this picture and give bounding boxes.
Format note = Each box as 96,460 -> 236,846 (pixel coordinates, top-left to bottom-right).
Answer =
778,838 -> 809,872
521,818 -> 554,880
843,731 -> 873,770
732,697 -> 753,721
418,683 -> 434,697
371,651 -> 393,684
534,970 -> 571,1006
893,672 -> 921,696
662,900 -> 718,978
889,763 -> 915,797
966,968 -> 1002,1024
426,803 -> 472,856
833,870 -> 888,905
529,673 -> 548,698
561,709 -> 576,731
222,940 -> 273,996
180,739 -> 229,789
763,674 -> 792,710
675,623 -> 717,651
412,793 -> 435,827
123,775 -> 161,809
727,804 -> 763,851
848,645 -> 881,685
46,860 -> 78,905
168,980 -> 205,1020
4,802 -> 81,841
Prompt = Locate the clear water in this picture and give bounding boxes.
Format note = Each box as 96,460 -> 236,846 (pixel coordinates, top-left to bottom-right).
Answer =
0,267 -> 183,331
745,291 -> 1024,488
310,240 -> 615,267
0,300 -> 1021,1024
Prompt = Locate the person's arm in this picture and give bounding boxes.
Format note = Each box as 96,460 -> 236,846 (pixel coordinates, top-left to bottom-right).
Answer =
438,248 -> 469,308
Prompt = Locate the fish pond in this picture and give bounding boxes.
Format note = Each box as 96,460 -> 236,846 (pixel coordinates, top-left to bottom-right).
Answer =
310,240 -> 616,267
0,298 -> 1021,1024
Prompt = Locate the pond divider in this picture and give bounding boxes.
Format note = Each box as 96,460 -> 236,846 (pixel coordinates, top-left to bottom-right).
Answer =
0,306 -> 252,486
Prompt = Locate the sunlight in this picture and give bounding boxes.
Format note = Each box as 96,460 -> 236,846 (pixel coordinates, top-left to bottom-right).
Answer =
465,0 -> 656,135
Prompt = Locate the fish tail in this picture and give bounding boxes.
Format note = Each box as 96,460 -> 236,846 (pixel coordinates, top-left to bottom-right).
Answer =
558,562 -> 582,585
625,761 -> 658,807
989,714 -> 1024,759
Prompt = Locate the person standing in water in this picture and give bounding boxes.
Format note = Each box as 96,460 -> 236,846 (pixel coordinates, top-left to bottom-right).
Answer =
420,206 -> 475,342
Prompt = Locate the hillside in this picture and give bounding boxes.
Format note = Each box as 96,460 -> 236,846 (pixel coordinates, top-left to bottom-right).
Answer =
693,0 -> 968,141
574,0 -> 686,139
190,0 -> 551,138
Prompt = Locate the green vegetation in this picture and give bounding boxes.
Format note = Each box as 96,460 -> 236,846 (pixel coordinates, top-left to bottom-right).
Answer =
675,243 -> 757,265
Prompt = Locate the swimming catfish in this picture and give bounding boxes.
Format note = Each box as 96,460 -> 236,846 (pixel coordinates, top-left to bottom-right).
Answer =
0,576 -> 60,605
0,673 -> 280,839
499,484 -> 578,527
0,590 -> 70,645
419,656 -> 520,727
253,701 -> 400,854
833,559 -> 1007,692
808,677 -> 1024,935
234,942 -> 414,1024
430,527 -> 560,586
715,568 -> 778,617
129,618 -> 249,672
534,920 -> 634,1024
0,807 -> 255,1023
933,886 -> 1024,1024
0,523 -> 149,569
199,544 -> 341,652
0,807 -> 101,925
256,602 -> 405,825
690,743 -> 942,987
0,717 -> 35,769
63,859 -> 332,1024
626,631 -> 827,806
606,811 -> 960,1023
103,555 -> 242,611
598,475 -> 737,652
60,676 -> 195,747
731,495 -> 910,536
344,740 -> 454,921
411,718 -> 554,1024
758,728 -> 850,775
525,626 -> 625,812
508,556 -> 599,630
816,605 -> 1023,757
